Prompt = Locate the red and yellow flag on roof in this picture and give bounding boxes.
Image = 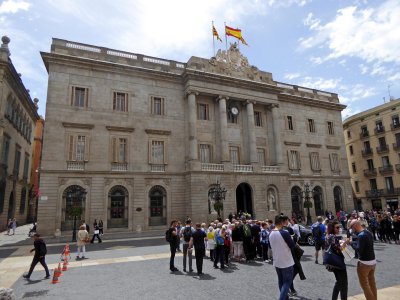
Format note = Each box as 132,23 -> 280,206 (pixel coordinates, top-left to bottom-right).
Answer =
212,25 -> 222,42
225,25 -> 248,46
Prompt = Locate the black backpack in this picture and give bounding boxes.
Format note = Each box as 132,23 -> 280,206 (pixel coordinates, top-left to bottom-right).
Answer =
165,229 -> 172,243
183,227 -> 192,242
312,223 -> 322,238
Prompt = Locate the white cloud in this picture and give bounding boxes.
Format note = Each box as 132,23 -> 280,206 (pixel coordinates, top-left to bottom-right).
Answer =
297,76 -> 342,91
0,0 -> 30,14
284,72 -> 301,80
342,106 -> 362,119
359,64 -> 368,74
388,73 -> 400,82
299,0 -> 400,65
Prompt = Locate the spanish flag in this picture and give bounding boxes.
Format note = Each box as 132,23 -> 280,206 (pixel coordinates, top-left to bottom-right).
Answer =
212,25 -> 222,42
240,37 -> 248,46
225,26 -> 242,39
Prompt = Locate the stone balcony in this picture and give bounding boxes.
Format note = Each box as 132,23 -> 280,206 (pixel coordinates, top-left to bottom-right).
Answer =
111,162 -> 128,172
201,163 -> 224,172
376,144 -> 389,154
67,161 -> 85,171
233,165 -> 253,172
363,168 -> 377,177
150,164 -> 165,172
378,165 -> 393,175
261,166 -> 280,173
361,148 -> 373,157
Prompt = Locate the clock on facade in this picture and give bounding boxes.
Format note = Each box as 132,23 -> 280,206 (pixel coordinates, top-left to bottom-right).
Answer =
230,106 -> 239,116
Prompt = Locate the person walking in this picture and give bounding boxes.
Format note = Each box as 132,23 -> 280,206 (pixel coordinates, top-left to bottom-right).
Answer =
213,224 -> 225,269
91,223 -> 102,243
76,225 -> 89,260
98,219 -> 104,235
11,218 -> 17,235
166,220 -> 179,272
189,223 -> 207,276
180,219 -> 194,272
260,222 -> 270,262
269,215 -> 295,300
6,219 -> 12,235
23,234 -> 51,280
206,226 -> 216,261
312,216 -> 326,264
350,220 -> 377,300
326,221 -> 350,300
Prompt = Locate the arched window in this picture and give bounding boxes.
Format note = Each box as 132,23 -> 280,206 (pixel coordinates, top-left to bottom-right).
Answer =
313,186 -> 324,216
62,185 -> 86,230
108,185 -> 128,228
19,187 -> 27,214
333,186 -> 343,212
149,185 -> 166,226
291,186 -> 302,217
0,179 -> 6,213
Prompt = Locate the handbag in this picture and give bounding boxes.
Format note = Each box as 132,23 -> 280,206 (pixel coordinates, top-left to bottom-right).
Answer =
323,245 -> 346,270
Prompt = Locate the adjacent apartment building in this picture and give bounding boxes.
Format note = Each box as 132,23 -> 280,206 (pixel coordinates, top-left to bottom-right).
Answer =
37,38 -> 352,235
343,99 -> 400,211
0,36 -> 40,230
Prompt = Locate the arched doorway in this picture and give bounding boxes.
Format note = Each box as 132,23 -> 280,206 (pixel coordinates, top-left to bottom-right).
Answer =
333,186 -> 343,212
236,183 -> 253,217
291,186 -> 302,218
62,185 -> 86,231
0,179 -> 6,213
313,186 -> 324,216
7,191 -> 14,219
108,185 -> 129,228
149,186 -> 167,226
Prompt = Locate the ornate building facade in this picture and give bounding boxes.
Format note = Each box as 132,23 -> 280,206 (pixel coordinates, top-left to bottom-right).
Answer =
37,38 -> 352,235
0,36 -> 40,230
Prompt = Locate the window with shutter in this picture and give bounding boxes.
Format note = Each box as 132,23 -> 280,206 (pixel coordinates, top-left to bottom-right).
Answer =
257,148 -> 265,165
309,152 -> 321,171
199,144 -> 211,163
330,153 -> 340,172
288,150 -> 300,170
229,146 -> 240,164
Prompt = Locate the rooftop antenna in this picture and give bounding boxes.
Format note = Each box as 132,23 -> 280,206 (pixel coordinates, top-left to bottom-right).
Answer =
383,97 -> 386,103
388,84 -> 393,100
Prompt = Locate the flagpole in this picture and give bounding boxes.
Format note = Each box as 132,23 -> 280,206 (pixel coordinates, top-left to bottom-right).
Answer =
224,21 -> 228,53
212,21 -> 215,57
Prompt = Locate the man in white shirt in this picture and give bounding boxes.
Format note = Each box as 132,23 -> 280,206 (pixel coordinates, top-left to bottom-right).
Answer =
269,215 -> 295,300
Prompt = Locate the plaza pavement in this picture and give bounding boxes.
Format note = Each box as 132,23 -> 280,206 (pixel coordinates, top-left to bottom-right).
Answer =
1,230 -> 399,300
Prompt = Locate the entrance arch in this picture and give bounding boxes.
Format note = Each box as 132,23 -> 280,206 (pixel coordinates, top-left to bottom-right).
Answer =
236,183 -> 253,217
108,185 -> 128,228
62,185 -> 86,231
149,185 -> 167,226
313,186 -> 324,216
333,186 -> 343,212
291,186 -> 302,217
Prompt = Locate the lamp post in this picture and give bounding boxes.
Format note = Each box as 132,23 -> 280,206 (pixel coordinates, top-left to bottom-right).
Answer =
208,181 -> 227,218
302,183 -> 313,226
68,187 -> 86,242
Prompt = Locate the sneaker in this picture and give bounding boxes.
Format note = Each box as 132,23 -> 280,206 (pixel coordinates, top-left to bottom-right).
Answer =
44,275 -> 51,279
23,274 -> 30,279
289,290 -> 297,296
213,265 -> 219,269
183,269 -> 186,272
315,260 -> 318,264
189,269 -> 194,272
170,267 -> 179,272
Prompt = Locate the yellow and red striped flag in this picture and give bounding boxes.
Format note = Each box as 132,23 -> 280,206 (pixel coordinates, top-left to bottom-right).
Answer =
240,36 -> 248,46
212,25 -> 222,42
225,25 -> 242,39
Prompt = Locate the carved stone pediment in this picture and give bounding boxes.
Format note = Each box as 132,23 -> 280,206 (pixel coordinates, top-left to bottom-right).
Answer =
210,42 -> 250,72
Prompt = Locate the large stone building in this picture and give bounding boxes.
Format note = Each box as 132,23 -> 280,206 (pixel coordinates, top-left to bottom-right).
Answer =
37,38 -> 352,235
0,36 -> 40,230
343,99 -> 400,211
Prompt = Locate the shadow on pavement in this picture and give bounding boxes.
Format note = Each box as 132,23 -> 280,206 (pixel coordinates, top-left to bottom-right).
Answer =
196,274 -> 216,281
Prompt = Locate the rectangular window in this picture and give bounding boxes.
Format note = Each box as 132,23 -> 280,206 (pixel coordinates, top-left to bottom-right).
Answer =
23,153 -> 29,179
369,178 -> 377,190
151,141 -> 165,164
287,116 -> 293,130
395,133 -> 400,146
257,148 -> 265,165
382,156 -> 390,167
375,120 -> 383,132
67,134 -> 90,161
355,181 -> 360,193
199,144 -> 211,163
151,96 -> 165,115
378,136 -> 386,148
309,152 -> 321,171
349,145 -> 354,155
330,153 -> 340,172
72,87 -> 88,107
361,125 -> 368,137
197,103 -> 209,120
308,119 -> 316,133
392,115 -> 400,128
364,141 -> 371,151
254,111 -> 262,127
1,135 -> 10,165
367,159 -> 374,170
347,130 -> 351,138
327,121 -> 334,135
351,162 -> 357,173
76,136 -> 86,161
288,150 -> 301,170
111,137 -> 127,163
229,146 -> 240,164
385,177 -> 394,191
113,92 -> 128,112
13,147 -> 21,175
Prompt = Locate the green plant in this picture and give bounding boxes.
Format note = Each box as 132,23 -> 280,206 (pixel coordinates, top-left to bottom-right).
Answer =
303,200 -> 313,209
71,207 -> 83,217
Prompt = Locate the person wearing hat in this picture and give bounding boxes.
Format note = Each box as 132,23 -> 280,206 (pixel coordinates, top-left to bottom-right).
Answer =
350,220 -> 377,300
23,234 -> 51,280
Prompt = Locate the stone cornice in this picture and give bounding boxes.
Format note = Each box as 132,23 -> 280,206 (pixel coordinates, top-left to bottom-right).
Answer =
62,122 -> 94,129
284,141 -> 301,146
145,129 -> 171,135
306,143 -> 322,148
278,93 -> 346,111
326,145 -> 341,150
106,126 -> 135,132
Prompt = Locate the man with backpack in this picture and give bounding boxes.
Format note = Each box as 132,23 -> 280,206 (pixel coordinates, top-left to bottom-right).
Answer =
23,234 -> 51,280
166,220 -> 179,272
180,219 -> 195,272
312,216 -> 326,264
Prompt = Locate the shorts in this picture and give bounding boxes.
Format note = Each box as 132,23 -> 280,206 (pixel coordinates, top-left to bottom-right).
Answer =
315,240 -> 325,251
233,241 -> 244,257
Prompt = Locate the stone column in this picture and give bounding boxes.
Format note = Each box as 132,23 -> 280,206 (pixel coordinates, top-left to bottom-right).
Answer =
271,104 -> 283,165
187,92 -> 198,161
246,100 -> 258,163
218,96 -> 229,162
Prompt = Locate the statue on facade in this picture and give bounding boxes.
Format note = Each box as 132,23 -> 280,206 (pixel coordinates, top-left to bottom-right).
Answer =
210,42 -> 250,71
267,189 -> 277,211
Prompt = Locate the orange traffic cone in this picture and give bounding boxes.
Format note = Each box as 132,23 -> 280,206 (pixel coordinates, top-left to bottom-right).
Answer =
57,263 -> 63,276
51,269 -> 60,284
62,260 -> 68,271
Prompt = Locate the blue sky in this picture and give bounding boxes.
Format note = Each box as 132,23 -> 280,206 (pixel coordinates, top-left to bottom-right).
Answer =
0,0 -> 399,119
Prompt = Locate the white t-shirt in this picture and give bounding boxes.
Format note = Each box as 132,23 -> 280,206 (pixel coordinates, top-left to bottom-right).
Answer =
269,230 -> 294,269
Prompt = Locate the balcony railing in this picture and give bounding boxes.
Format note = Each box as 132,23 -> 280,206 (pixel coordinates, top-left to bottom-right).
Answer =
150,164 -> 165,172
201,163 -> 224,172
390,123 -> 400,131
363,168 -> 377,177
376,144 -> 389,154
360,131 -> 369,139
378,165 -> 393,174
361,148 -> 373,157
374,126 -> 385,134
366,188 -> 400,198
111,162 -> 128,171
393,143 -> 400,151
261,166 -> 280,173
67,161 -> 85,171
233,164 -> 253,172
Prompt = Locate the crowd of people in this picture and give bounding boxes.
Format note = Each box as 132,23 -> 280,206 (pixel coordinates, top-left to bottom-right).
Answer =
166,208 -> 400,300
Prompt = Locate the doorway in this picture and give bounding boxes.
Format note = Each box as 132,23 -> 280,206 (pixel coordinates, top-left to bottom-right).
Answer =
236,183 -> 253,217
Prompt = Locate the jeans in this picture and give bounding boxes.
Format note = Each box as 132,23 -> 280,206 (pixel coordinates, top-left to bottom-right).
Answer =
169,243 -> 177,269
213,245 -> 225,268
275,265 -> 294,300
261,243 -> 269,261
332,268 -> 348,300
182,243 -> 192,271
195,247 -> 205,274
357,262 -> 377,300
27,256 -> 50,278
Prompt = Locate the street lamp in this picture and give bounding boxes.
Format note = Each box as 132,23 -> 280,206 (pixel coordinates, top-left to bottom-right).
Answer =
208,181 -> 227,218
67,187 -> 87,242
302,183 -> 318,226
